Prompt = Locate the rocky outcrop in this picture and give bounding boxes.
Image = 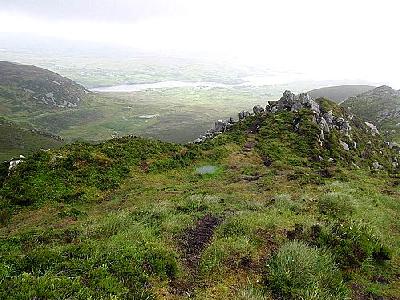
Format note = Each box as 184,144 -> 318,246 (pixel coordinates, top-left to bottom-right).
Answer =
239,111 -> 251,120
277,91 -> 320,114
253,105 -> 265,115
193,119 -> 236,144
193,90 -> 393,154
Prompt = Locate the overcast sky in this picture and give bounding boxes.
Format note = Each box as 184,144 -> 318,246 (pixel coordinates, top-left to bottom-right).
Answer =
0,0 -> 399,87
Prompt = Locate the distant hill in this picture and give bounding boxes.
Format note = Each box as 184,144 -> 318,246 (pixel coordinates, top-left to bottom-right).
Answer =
341,85 -> 400,142
308,85 -> 375,103
0,61 -> 88,109
0,118 -> 64,161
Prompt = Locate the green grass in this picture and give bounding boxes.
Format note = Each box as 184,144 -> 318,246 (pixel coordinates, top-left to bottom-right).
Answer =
0,106 -> 399,299
265,241 -> 348,300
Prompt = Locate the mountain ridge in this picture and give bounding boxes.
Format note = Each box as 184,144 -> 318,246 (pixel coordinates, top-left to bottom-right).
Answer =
308,85 -> 375,103
342,85 -> 400,142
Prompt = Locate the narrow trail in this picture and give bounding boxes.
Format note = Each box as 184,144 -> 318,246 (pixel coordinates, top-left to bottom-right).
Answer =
242,118 -> 261,153
243,133 -> 257,153
171,214 -> 222,297
171,119 -> 263,296
180,214 -> 221,268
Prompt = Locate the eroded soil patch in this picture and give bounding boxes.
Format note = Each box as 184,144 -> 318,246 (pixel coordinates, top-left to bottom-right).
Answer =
180,214 -> 221,268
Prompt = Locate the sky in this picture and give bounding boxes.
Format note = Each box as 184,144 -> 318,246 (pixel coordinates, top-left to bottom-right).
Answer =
0,0 -> 400,87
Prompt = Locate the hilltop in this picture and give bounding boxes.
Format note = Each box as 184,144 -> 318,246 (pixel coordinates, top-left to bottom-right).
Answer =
342,85 -> 400,142
1,91 -> 399,299
0,61 -> 88,109
308,85 -> 375,103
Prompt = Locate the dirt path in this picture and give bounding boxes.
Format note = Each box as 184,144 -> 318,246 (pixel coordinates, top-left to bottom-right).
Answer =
243,134 -> 257,152
171,214 -> 221,297
242,119 -> 261,153
180,214 -> 221,268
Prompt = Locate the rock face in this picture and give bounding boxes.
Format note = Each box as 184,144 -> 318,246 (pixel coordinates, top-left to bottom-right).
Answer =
0,61 -> 89,108
277,91 -> 320,114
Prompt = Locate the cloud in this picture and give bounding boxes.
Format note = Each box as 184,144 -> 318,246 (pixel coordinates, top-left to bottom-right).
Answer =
1,0 -> 400,87
0,0 -> 184,23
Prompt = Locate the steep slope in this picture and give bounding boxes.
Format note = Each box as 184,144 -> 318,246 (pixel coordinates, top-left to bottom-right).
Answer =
308,85 -> 375,103
0,61 -> 89,109
0,92 -> 399,299
0,118 -> 64,161
342,85 -> 400,142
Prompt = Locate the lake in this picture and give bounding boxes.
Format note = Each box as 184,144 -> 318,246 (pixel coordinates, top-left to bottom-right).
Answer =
90,75 -> 298,92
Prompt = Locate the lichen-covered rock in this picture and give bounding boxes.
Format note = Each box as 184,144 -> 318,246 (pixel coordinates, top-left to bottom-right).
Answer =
253,105 -> 265,115
340,140 -> 349,151
214,120 -> 227,132
239,111 -> 251,120
278,90 -> 298,111
319,117 -> 330,133
277,91 -> 320,114
372,161 -> 384,170
299,93 -> 320,114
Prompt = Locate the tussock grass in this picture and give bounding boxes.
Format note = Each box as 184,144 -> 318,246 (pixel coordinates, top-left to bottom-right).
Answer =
265,241 -> 348,300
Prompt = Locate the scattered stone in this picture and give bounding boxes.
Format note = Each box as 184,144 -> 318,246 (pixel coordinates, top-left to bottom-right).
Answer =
340,140 -> 349,151
372,161 -> 384,170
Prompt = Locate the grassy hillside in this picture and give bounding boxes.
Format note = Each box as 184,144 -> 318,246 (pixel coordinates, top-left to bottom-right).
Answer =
0,61 -> 88,108
0,118 -> 64,161
342,85 -> 400,142
308,85 -> 375,103
0,96 -> 399,299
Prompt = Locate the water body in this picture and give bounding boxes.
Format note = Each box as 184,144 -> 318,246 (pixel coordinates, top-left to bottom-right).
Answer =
91,80 -> 236,92
90,74 -> 301,93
